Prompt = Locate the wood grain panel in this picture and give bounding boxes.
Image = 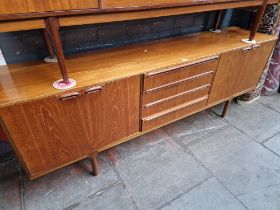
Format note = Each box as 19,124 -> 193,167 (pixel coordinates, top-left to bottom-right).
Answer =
142,96 -> 208,131
144,58 -> 218,91
0,28 -> 277,108
0,0 -> 98,15
27,0 -> 98,12
0,0 -> 29,15
0,19 -> 45,32
84,76 -> 140,150
0,93 -> 92,177
60,1 -> 274,27
143,74 -> 213,104
101,0 -> 262,8
142,87 -> 209,117
208,41 -> 276,104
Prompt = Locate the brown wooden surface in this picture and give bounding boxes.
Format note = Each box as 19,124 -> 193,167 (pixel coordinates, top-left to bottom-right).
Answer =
0,19 -> 45,32
0,0 -> 98,15
0,0 -> 278,21
59,0 -> 277,27
0,27 -> 276,108
101,0 -> 241,8
143,75 -> 213,105
144,58 -> 218,91
142,96 -> 208,131
0,92 -> 92,177
142,87 -> 210,117
208,41 -> 276,104
83,76 -> 140,150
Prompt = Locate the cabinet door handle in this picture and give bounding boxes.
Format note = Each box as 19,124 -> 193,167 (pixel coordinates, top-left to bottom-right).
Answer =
84,85 -> 103,95
58,92 -> 80,101
243,46 -> 252,52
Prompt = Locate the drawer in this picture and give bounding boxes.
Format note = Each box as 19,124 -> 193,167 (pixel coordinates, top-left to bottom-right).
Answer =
142,96 -> 208,131
142,86 -> 209,117
144,56 -> 219,91
143,72 -> 213,105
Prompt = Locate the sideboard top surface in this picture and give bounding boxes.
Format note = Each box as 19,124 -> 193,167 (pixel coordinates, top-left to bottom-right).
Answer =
0,27 -> 277,108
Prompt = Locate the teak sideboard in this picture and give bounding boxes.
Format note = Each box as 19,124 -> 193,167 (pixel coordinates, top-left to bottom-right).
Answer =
0,0 -> 278,180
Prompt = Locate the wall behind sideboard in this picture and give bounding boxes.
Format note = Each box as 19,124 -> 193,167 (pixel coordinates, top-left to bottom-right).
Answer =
0,9 -> 252,64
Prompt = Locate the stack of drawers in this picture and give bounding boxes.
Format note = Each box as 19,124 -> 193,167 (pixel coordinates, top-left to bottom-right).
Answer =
141,56 -> 219,131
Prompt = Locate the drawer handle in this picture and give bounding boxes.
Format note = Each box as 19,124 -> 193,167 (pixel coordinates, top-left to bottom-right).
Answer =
58,92 -> 80,101
84,85 -> 103,95
253,44 -> 260,49
145,55 -> 219,77
243,46 -> 252,52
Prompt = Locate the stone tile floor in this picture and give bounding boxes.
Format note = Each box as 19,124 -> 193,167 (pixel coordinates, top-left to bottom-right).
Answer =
1,94 -> 280,210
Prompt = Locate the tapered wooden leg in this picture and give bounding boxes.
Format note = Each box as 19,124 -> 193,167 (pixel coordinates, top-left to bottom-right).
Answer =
248,0 -> 268,41
45,17 -> 69,84
43,29 -> 55,58
213,10 -> 222,31
89,152 -> 99,176
221,100 -> 231,118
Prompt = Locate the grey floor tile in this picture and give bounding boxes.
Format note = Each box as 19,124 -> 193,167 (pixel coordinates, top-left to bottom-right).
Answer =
189,127 -> 280,210
238,183 -> 280,210
212,102 -> 280,143
258,94 -> 280,113
164,111 -> 228,146
0,159 -> 21,210
71,184 -> 135,210
161,177 -> 246,210
107,129 -> 211,210
263,132 -> 280,156
23,154 -> 118,210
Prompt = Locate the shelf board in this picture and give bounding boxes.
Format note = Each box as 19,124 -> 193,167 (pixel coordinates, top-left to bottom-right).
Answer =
0,27 -> 277,108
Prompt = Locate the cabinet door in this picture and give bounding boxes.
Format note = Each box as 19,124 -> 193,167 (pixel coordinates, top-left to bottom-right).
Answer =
208,41 -> 275,105
0,92 -> 91,178
84,76 -> 140,150
0,0 -> 98,14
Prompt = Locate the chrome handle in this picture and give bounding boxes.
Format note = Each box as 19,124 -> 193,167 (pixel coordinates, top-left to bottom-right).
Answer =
253,44 -> 260,49
58,92 -> 80,101
84,85 -> 103,95
243,46 -> 252,52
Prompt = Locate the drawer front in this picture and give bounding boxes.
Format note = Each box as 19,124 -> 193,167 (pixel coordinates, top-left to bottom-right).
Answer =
142,86 -> 209,117
143,73 -> 213,104
144,57 -> 219,91
0,0 -> 98,14
142,97 -> 207,131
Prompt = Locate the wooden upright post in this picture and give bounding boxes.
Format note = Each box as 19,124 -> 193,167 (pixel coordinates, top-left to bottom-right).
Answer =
43,29 -> 55,59
213,10 -> 223,31
89,152 -> 99,176
221,100 -> 231,118
248,0 -> 268,41
45,17 -> 69,84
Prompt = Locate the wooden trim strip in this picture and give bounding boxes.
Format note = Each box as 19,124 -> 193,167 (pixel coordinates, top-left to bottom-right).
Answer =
0,19 -> 45,32
143,84 -> 210,108
143,96 -> 208,121
0,0 -> 278,21
145,55 -> 219,77
58,0 -> 278,27
144,71 -> 214,93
